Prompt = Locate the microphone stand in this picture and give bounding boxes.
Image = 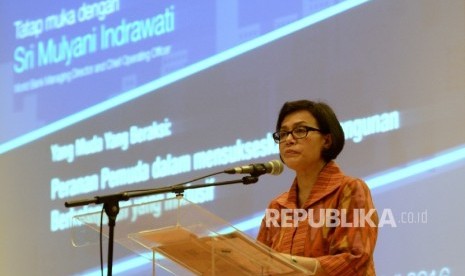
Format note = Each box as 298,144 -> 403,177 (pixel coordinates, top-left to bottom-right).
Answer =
64,174 -> 260,276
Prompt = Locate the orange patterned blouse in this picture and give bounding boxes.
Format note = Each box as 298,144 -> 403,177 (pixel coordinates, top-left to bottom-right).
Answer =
257,161 -> 378,276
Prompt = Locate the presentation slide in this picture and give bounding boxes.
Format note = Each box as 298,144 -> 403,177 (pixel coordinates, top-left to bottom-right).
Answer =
1,0 -> 464,275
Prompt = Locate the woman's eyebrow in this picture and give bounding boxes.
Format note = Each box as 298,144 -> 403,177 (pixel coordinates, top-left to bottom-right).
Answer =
280,121 -> 310,129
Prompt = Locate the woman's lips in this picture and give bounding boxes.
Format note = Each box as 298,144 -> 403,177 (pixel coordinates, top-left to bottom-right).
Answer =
284,149 -> 300,156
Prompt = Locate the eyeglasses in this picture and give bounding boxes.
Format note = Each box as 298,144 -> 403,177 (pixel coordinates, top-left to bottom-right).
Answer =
272,126 -> 321,143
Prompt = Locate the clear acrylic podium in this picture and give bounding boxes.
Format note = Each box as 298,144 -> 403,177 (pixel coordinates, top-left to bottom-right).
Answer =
72,196 -> 315,275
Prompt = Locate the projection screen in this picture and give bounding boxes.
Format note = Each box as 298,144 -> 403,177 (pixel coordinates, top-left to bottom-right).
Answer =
1,0 -> 464,275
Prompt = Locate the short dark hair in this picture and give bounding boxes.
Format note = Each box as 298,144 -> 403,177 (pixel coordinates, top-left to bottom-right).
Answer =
276,100 -> 345,162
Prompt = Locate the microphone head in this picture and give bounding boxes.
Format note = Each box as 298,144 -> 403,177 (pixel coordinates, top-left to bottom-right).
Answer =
266,160 -> 284,175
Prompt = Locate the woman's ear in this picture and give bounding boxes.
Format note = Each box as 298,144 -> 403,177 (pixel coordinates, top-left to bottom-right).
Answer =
323,134 -> 332,149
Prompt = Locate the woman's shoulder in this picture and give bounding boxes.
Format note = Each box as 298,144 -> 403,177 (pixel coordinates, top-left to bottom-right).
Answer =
267,190 -> 290,207
328,162 -> 371,191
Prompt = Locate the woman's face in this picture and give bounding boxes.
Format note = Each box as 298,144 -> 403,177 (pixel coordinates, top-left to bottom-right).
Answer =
278,110 -> 329,172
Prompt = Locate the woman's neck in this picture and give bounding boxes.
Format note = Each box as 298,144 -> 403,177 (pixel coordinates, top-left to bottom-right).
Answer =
295,161 -> 327,207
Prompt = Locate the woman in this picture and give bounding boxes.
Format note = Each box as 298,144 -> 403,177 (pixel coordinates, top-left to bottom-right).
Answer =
257,100 -> 378,275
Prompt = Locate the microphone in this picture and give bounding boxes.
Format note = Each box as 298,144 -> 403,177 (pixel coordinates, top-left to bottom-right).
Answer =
224,160 -> 284,176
